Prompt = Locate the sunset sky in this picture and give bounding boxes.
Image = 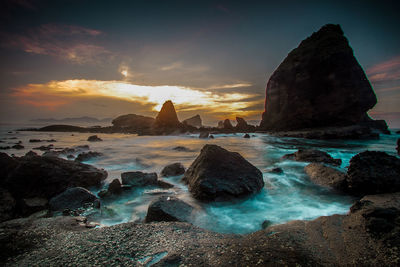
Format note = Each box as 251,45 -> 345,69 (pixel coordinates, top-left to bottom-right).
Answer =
1,0 -> 400,127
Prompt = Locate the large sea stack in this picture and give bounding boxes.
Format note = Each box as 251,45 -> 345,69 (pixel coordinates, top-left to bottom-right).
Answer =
260,24 -> 378,131
154,100 -> 181,128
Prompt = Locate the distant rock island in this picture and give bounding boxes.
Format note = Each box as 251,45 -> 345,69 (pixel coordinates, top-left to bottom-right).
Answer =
259,24 -> 389,136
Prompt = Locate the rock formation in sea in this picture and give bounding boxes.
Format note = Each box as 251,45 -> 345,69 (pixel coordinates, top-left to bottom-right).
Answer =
182,144 -> 264,201
154,100 -> 181,128
111,114 -> 155,130
259,24 -> 384,133
223,119 -> 234,130
182,114 -> 202,128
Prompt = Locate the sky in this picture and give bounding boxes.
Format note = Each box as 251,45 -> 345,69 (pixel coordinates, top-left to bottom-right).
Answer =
1,0 -> 400,127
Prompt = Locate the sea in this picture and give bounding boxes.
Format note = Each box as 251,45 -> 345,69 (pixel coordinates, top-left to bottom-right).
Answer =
1,123 -> 399,234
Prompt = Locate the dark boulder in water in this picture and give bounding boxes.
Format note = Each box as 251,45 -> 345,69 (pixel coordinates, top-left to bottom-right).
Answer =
161,163 -> 185,177
199,132 -> 209,139
87,135 -> 102,142
283,149 -> 341,166
0,153 -> 107,200
182,144 -> 264,201
107,179 -> 123,195
182,114 -> 202,128
304,163 -> 346,190
49,187 -> 98,211
121,171 -> 158,187
74,151 -> 103,162
145,196 -> 195,223
243,133 -> 250,138
260,24 -> 379,131
344,151 -> 400,196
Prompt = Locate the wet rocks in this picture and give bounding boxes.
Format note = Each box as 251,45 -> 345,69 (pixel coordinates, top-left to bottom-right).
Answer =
199,132 -> 209,139
243,133 -> 250,138
145,196 -> 195,223
283,149 -> 341,166
182,114 -> 202,128
74,151 -> 103,162
107,179 -> 122,195
121,171 -> 158,187
161,163 -> 185,177
0,188 -> 16,222
304,163 -> 346,189
33,144 -> 54,151
87,135 -> 102,142
49,187 -> 98,211
260,24 -> 378,131
182,144 -> 264,201
344,151 -> 400,196
1,153 -> 107,200
268,167 -> 283,174
20,197 -> 48,216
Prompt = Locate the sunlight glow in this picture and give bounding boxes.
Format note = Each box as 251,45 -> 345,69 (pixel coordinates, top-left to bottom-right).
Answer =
13,79 -> 261,115
120,70 -> 128,77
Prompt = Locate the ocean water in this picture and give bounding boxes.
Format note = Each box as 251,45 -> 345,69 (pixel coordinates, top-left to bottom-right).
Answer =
1,124 -> 399,234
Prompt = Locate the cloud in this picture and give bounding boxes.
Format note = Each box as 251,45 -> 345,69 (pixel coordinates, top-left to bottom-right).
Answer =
208,83 -> 253,89
160,61 -> 183,71
367,56 -> 400,83
11,79 -> 261,117
1,24 -> 111,64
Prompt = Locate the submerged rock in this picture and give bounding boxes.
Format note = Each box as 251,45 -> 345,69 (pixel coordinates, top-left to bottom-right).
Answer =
74,151 -> 103,162
344,151 -> 400,196
260,24 -> 378,131
283,149 -> 341,166
182,114 -> 202,128
145,196 -> 195,223
121,171 -> 158,187
87,135 -> 102,142
49,187 -> 98,211
183,144 -> 264,201
304,163 -> 346,189
161,163 -> 185,177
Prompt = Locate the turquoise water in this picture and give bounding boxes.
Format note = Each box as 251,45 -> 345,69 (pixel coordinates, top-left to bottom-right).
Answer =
1,124 -> 399,234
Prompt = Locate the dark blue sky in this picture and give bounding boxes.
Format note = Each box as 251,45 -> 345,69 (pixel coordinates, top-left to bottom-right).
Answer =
1,0 -> 399,126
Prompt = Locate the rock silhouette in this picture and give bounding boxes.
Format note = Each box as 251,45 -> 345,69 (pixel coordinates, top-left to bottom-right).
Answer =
182,114 -> 202,128
154,100 -> 181,128
260,24 -> 378,131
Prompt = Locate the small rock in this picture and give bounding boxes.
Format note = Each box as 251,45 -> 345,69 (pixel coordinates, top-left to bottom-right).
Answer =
243,133 -> 250,138
25,151 -> 38,157
12,144 -> 24,149
108,179 -> 122,195
199,132 -> 209,139
304,163 -> 346,190
49,187 -> 98,211
121,171 -> 158,187
74,151 -> 103,162
261,220 -> 273,229
173,146 -> 190,152
145,196 -> 195,223
283,149 -> 341,166
209,135 -> 214,139
29,139 -> 42,143
87,135 -> 102,142
268,167 -> 283,174
160,163 -> 185,177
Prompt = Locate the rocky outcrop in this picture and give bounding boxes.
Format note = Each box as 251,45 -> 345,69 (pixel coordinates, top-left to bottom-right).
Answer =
160,163 -> 185,177
260,24 -> 379,131
49,187 -> 98,211
217,121 -> 224,129
223,119 -> 233,130
182,144 -> 264,201
145,196 -> 195,223
121,171 -> 158,187
111,114 -> 155,130
283,149 -> 341,166
87,135 -> 102,142
235,117 -> 255,132
182,115 -> 202,128
199,132 -> 209,139
154,100 -> 181,128
0,153 -> 107,200
344,151 -> 400,196
304,163 -> 346,189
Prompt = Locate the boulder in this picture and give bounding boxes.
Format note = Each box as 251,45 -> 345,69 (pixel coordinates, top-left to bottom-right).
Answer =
304,163 -> 346,189
107,179 -> 122,195
344,151 -> 400,196
283,149 -> 341,166
49,187 -> 98,211
199,132 -> 209,139
87,135 -> 102,142
161,163 -> 185,177
111,114 -> 155,129
243,133 -> 250,138
223,119 -> 233,130
20,197 -> 48,216
182,115 -> 202,128
1,153 -> 107,200
145,196 -> 195,223
182,144 -> 264,201
74,151 -> 103,162
260,24 -> 378,131
154,100 -> 181,128
121,171 -> 158,187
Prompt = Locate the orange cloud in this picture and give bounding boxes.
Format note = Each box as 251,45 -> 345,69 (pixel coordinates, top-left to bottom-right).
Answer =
367,56 -> 400,82
12,79 -> 261,117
